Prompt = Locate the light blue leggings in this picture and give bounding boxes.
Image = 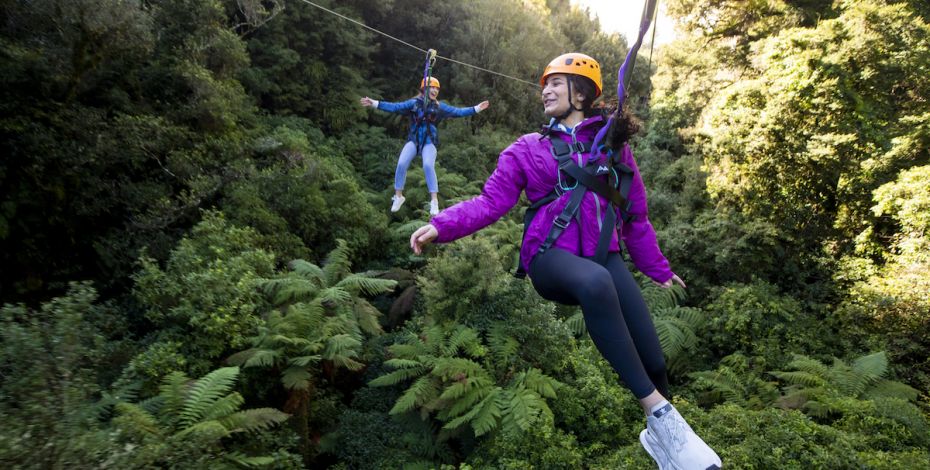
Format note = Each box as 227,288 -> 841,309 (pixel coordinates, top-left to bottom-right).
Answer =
394,141 -> 438,193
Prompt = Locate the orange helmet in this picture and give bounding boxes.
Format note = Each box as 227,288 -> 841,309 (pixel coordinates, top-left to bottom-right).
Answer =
419,77 -> 441,89
540,53 -> 602,98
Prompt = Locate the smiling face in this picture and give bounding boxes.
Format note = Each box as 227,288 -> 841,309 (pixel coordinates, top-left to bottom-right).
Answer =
428,87 -> 439,100
542,74 -> 585,117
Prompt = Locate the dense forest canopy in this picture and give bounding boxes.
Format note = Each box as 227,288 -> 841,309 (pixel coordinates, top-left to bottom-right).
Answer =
1,0 -> 928,468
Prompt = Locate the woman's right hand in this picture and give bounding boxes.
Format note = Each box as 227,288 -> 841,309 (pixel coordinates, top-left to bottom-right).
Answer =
410,224 -> 438,255
359,96 -> 374,107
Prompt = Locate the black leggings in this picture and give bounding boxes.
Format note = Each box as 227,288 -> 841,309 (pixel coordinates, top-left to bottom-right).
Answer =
529,248 -> 670,399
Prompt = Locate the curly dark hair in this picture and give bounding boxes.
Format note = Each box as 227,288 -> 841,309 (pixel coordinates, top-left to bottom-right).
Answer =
569,75 -> 641,149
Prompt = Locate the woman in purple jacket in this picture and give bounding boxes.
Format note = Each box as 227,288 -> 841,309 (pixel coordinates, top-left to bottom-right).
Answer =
361,77 -> 490,216
409,53 -> 721,470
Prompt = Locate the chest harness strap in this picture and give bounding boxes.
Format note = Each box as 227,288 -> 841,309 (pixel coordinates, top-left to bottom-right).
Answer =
515,138 -> 635,278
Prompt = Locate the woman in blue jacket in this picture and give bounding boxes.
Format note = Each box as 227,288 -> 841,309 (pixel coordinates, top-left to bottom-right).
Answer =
361,77 -> 489,215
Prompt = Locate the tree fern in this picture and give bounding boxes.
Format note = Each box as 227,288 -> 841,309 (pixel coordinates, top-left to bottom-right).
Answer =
231,240 -> 395,459
287,259 -> 324,282
373,322 -> 562,440
771,351 -> 925,430
112,367 -> 287,465
222,408 -> 294,433
392,376 -> 439,414
322,239 -> 353,287
487,321 -> 520,367
689,355 -> 779,409
179,367 -> 241,427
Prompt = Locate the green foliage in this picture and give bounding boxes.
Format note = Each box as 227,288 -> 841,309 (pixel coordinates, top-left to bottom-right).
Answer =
689,353 -> 781,409
110,366 -> 289,468
694,403 -> 930,468
418,237 -> 511,323
131,211 -> 275,380
771,352 -> 929,447
0,283 -> 122,468
371,321 -> 563,439
702,280 -> 830,369
230,240 -> 395,465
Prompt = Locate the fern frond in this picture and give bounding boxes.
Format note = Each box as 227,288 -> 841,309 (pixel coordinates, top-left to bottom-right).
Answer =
784,355 -> 829,377
487,322 -> 520,366
771,371 -> 827,388
443,326 -> 481,357
114,402 -> 163,438
243,349 -> 281,368
501,387 -> 548,434
288,355 -> 322,367
200,392 -> 245,422
158,371 -> 191,421
565,310 -> 586,336
221,408 -> 289,434
518,368 -> 561,399
288,259 -> 324,282
318,287 -> 352,307
287,300 -> 325,331
641,283 -> 686,310
369,365 -> 429,387
440,376 -> 494,416
801,399 -> 834,418
324,334 -> 362,358
223,453 -> 276,469
336,274 -> 397,296
654,316 -> 697,359
384,358 -> 424,369
828,362 -> 867,397
390,376 -> 438,415
431,357 -> 485,380
852,351 -> 888,384
323,239 -> 353,286
866,379 -> 920,401
179,367 -> 241,428
691,368 -> 748,406
353,300 -> 384,336
443,387 -> 502,436
173,419 -> 230,441
329,354 -> 364,371
262,278 -> 320,306
281,366 -> 313,390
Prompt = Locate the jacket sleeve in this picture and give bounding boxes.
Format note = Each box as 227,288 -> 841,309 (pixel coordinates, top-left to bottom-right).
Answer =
376,98 -> 417,114
430,138 -> 528,242
618,144 -> 674,283
438,101 -> 479,118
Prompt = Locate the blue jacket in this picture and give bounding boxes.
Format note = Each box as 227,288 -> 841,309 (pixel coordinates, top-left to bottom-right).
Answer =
376,98 -> 478,149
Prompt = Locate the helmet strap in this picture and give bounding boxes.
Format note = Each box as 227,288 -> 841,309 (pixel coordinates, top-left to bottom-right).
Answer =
556,77 -> 585,122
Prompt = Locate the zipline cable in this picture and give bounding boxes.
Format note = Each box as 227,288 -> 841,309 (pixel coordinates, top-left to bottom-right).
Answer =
296,0 -> 539,88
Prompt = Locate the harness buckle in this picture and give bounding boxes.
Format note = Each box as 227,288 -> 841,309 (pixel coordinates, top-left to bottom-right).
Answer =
573,142 -> 587,153
552,214 -> 571,230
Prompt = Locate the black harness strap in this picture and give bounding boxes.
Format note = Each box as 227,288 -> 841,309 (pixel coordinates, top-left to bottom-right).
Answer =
515,137 -> 635,278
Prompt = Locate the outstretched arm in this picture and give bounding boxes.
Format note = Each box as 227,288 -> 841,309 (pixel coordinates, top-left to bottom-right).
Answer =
411,135 -> 527,253
438,100 -> 490,118
360,97 -> 417,114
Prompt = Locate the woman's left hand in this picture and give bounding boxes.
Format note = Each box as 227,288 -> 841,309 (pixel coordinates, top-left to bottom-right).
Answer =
477,100 -> 490,111
654,273 -> 686,289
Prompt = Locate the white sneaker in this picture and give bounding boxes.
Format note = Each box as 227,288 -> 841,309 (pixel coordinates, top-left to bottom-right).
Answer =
641,428 -> 671,470
390,195 -> 405,212
429,199 -> 440,216
646,403 -> 722,470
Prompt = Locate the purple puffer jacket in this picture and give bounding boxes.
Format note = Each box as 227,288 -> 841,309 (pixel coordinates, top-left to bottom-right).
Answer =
430,115 -> 673,283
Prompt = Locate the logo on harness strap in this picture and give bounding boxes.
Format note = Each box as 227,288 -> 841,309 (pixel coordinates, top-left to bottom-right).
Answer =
596,165 -> 609,175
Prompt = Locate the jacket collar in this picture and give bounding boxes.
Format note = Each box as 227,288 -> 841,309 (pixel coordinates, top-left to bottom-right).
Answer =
547,115 -> 604,140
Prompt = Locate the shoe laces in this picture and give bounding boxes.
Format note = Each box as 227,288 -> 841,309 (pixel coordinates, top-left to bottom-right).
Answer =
653,407 -> 690,453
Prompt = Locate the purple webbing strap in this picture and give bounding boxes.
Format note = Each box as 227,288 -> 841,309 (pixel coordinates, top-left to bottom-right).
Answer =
591,0 -> 658,154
